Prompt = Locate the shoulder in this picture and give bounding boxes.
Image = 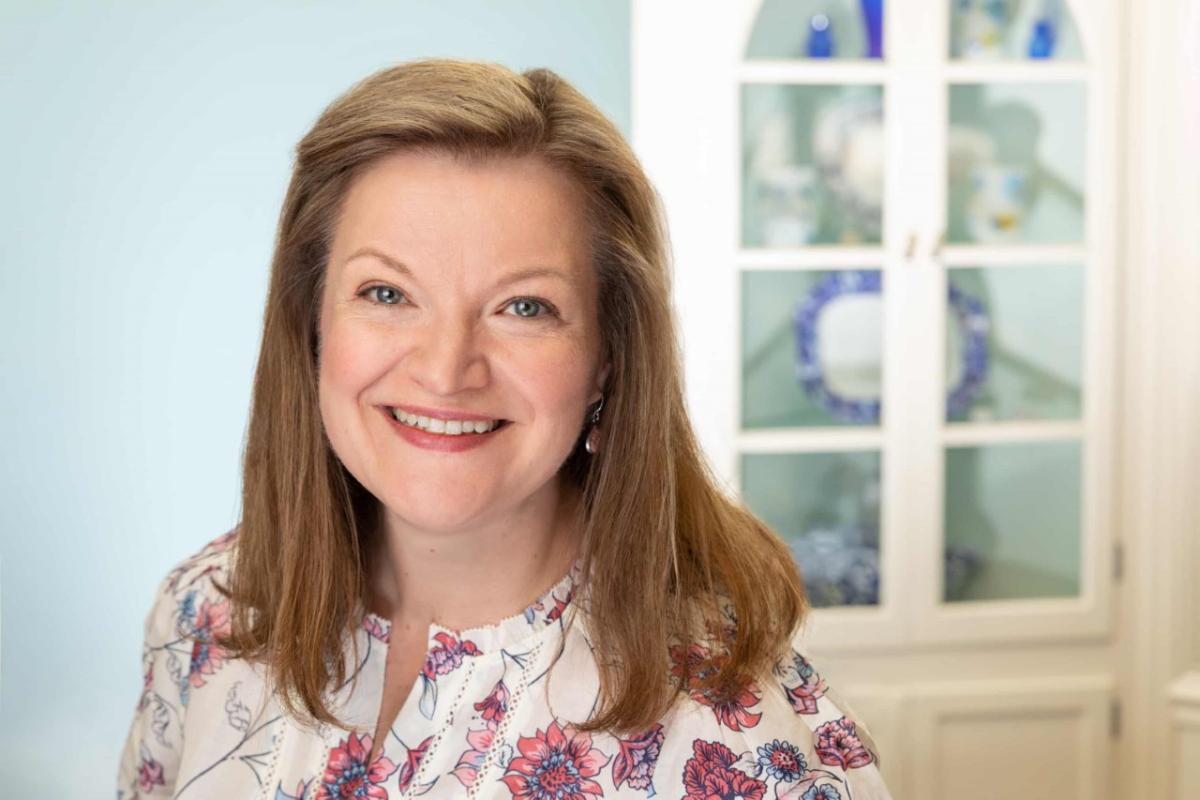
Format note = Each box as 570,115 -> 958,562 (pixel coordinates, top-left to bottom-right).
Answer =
118,527 -> 254,798
161,526 -> 239,600
143,526 -> 240,646
662,619 -> 893,799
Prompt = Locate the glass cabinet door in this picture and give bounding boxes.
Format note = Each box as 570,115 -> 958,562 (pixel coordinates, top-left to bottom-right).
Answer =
737,2 -> 890,613
732,0 -> 1113,641
936,0 -> 1104,627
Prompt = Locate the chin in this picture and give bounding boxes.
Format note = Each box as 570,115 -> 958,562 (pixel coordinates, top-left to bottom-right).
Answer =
377,485 -> 502,532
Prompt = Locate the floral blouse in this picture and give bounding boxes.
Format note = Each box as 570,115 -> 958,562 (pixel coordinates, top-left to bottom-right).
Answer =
117,528 -> 894,800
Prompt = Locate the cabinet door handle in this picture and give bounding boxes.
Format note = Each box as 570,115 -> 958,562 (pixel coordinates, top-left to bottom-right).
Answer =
931,230 -> 945,261
905,232 -> 918,260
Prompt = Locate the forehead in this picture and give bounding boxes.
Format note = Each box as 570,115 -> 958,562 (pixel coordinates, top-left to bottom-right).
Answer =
331,150 -> 592,269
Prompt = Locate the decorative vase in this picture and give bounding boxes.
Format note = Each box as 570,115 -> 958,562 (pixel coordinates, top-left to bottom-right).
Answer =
860,0 -> 883,58
965,162 -> 1032,242
953,0 -> 1017,59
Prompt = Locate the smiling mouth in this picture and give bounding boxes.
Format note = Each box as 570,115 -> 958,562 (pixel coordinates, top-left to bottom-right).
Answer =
386,407 -> 511,436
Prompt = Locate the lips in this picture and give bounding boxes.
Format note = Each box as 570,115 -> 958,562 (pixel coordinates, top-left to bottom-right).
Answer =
381,406 -> 511,453
388,403 -> 504,423
391,410 -> 508,434
386,406 -> 508,434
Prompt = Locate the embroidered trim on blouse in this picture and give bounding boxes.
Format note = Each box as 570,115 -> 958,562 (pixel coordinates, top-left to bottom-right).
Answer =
467,635 -> 547,798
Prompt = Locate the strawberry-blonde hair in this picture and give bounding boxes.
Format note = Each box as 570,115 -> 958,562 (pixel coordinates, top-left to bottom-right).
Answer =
214,57 -> 808,736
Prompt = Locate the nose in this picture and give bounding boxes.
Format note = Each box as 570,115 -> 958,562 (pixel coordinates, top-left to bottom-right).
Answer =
405,315 -> 489,396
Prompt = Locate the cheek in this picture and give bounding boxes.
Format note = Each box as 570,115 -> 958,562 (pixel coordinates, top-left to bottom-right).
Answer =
516,348 -> 595,426
317,322 -> 397,451
319,320 -> 392,396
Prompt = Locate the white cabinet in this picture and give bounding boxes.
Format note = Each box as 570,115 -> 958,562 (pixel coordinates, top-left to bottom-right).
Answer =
633,1 -> 1124,795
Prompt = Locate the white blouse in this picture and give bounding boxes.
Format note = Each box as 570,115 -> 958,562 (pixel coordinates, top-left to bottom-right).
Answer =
118,529 -> 894,799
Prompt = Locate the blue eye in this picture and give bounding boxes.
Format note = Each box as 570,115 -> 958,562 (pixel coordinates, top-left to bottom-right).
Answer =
360,285 -> 406,305
359,285 -> 558,320
506,298 -> 558,319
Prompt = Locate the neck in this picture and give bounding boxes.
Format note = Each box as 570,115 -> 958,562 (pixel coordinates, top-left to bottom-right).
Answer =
364,475 -> 584,633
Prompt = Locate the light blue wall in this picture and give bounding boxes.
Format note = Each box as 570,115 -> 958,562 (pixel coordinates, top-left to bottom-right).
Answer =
0,1 -> 629,792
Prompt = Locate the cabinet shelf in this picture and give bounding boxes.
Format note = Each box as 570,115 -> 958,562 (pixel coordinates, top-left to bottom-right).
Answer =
738,61 -> 891,84
737,427 -> 884,453
737,246 -> 888,268
944,62 -> 1090,83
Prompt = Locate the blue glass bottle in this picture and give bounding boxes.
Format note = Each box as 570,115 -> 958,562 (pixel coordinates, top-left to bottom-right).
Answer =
860,0 -> 883,58
1029,19 -> 1056,58
1028,0 -> 1060,58
807,14 -> 834,58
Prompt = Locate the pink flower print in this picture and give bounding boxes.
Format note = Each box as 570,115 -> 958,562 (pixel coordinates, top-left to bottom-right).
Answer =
682,739 -> 767,800
500,718 -> 611,799
137,660 -> 154,711
361,614 -> 390,643
814,717 -> 874,770
545,586 -> 574,623
475,679 -> 510,728
452,726 -> 497,789
208,528 -> 238,554
612,723 -> 664,791
188,598 -> 231,688
422,631 -> 482,679
525,597 -> 547,621
137,754 -> 165,793
397,734 -> 433,793
785,675 -> 827,715
316,732 -> 398,800
779,651 -> 827,715
709,681 -> 764,731
670,642 -> 764,731
274,778 -> 312,800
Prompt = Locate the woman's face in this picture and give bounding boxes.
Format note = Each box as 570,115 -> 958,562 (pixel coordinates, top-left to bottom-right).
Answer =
317,150 -> 610,533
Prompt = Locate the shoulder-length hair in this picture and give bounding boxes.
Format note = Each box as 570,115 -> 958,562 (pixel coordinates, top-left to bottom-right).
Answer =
214,57 -> 807,737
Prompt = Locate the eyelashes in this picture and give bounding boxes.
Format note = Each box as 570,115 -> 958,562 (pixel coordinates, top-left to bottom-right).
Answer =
357,285 -> 406,307
356,284 -> 561,320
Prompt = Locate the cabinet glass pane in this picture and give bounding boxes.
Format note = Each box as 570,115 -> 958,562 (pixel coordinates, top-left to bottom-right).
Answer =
741,451 -> 882,608
949,0 -> 1085,61
948,82 -> 1086,244
946,266 -> 1083,422
944,440 -> 1082,602
746,0 -> 885,60
743,84 -> 884,247
743,270 -> 883,428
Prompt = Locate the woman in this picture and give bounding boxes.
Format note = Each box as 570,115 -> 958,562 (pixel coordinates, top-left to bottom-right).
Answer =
117,58 -> 893,799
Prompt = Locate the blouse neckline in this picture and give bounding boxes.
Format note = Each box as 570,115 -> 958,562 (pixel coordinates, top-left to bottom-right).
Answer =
358,555 -> 587,657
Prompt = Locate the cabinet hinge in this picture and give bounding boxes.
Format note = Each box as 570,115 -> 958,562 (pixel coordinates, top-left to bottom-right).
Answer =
1110,698 -> 1122,738
1113,541 -> 1124,582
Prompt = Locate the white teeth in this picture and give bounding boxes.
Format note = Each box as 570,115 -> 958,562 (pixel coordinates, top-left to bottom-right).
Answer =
390,408 -> 501,436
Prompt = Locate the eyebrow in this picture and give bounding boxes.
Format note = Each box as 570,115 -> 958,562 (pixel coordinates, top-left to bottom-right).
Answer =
344,246 -> 580,291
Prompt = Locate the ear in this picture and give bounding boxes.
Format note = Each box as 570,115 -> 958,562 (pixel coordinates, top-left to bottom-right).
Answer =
594,360 -> 612,401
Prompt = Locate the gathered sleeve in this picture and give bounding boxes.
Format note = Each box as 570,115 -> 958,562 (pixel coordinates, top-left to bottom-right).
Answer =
116,569 -> 190,798
659,630 -> 895,800
749,639 -> 894,799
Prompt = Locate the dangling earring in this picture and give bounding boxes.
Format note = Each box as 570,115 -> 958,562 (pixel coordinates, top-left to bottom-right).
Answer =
584,394 -> 604,455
